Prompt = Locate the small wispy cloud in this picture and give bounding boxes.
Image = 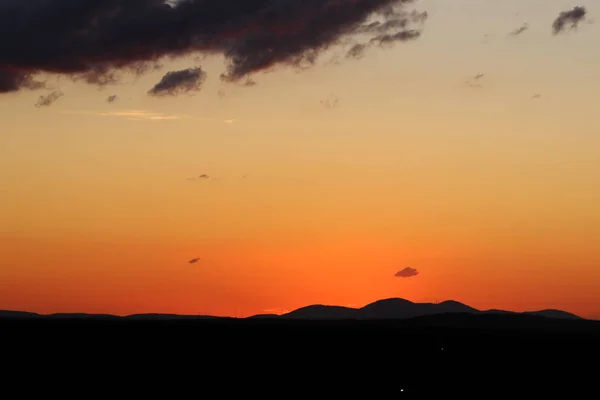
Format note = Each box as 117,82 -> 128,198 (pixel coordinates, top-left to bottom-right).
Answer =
320,94 -> 340,109
35,90 -> 63,108
187,174 -> 211,181
148,67 -> 207,97
553,6 -> 587,35
465,73 -> 485,88
509,22 -> 529,36
395,267 -> 419,278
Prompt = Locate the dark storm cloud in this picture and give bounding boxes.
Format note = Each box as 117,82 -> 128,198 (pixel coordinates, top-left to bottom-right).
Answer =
0,0 -> 427,93
0,71 -> 46,93
148,67 -> 207,96
552,6 -> 587,34
35,90 -> 63,108
395,267 -> 419,278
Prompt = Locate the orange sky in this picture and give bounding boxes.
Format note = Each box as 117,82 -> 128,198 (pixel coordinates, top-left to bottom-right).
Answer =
1,0 -> 599,318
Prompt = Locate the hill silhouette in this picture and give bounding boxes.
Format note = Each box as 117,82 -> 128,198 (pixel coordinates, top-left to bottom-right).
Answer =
2,299 -> 598,397
0,297 -> 585,322
277,297 -> 583,320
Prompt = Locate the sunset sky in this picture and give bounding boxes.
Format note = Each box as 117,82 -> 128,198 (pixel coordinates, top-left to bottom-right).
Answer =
1,0 -> 599,319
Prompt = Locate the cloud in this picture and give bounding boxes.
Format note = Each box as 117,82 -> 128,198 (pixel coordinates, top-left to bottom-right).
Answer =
394,267 -> 419,278
60,109 -> 235,123
1,73 -> 45,93
148,67 -> 207,97
320,94 -> 339,109
465,73 -> 484,88
35,90 -> 63,108
107,94 -> 118,103
345,9 -> 427,59
509,23 -> 529,36
552,6 -> 587,34
346,43 -> 370,59
187,174 -> 210,181
0,0 -> 428,94
98,109 -> 182,121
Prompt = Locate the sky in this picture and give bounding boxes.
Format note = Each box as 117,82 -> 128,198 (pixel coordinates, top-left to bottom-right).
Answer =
1,0 -> 599,319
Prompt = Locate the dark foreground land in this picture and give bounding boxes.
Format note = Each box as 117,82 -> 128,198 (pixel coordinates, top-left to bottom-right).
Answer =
2,312 -> 599,398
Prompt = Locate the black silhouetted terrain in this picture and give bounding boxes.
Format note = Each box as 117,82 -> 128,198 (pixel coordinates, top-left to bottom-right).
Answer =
276,298 -> 583,320
0,297 -> 585,321
277,298 -> 585,321
2,299 -> 598,397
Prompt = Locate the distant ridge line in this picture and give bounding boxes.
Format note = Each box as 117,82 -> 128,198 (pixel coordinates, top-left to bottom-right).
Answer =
0,298 -> 586,321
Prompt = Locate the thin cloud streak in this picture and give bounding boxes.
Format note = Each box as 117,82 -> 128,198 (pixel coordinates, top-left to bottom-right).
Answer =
60,109 -> 235,123
99,110 -> 181,121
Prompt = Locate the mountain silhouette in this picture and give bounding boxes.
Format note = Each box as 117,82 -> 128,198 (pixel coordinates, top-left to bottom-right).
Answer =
523,309 -> 582,320
126,313 -> 221,321
0,310 -> 40,318
282,304 -> 358,319
0,297 -> 585,321
247,313 -> 280,319
3,304 -> 598,398
274,298 -> 582,320
48,313 -> 119,319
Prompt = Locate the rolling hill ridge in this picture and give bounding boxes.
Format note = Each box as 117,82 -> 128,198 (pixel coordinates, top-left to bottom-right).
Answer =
0,297 -> 585,321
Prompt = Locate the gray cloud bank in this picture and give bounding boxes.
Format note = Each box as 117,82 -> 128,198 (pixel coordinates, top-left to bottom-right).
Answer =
0,0 -> 426,94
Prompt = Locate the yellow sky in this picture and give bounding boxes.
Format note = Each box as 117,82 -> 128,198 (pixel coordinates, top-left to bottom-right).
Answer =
1,0 -> 599,318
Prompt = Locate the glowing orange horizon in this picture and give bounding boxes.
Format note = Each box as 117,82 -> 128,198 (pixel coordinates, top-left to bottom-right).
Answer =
1,1 -> 599,321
